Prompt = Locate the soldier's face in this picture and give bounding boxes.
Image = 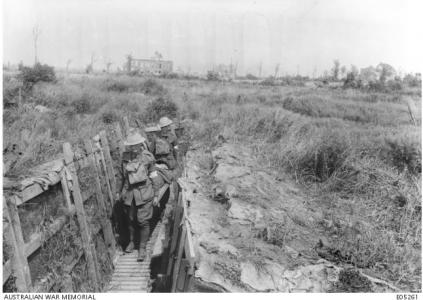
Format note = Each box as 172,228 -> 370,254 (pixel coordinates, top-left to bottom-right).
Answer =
161,126 -> 171,135
128,144 -> 143,153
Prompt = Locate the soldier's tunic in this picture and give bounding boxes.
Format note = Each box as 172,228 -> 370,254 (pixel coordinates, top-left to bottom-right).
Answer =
121,149 -> 155,249
154,136 -> 177,171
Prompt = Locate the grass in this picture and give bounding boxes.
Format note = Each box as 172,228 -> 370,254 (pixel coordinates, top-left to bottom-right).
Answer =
3,71 -> 421,291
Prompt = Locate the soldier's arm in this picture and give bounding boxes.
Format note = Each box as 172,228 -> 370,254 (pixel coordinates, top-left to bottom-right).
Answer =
119,163 -> 128,195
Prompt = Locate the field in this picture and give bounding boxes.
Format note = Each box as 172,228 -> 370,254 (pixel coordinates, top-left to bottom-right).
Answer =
3,72 -> 422,291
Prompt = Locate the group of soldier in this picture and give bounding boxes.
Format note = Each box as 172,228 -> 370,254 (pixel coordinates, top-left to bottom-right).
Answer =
117,116 -> 183,262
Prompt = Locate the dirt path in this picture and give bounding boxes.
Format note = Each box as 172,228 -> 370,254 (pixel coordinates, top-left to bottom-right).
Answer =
180,142 -> 397,292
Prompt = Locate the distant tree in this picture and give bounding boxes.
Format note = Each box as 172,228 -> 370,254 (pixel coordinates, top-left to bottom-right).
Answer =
274,63 -> 280,78
258,61 -> 263,78
331,59 -> 341,81
403,73 -> 422,88
85,53 -> 96,74
66,59 -> 72,75
376,63 -> 396,84
340,65 -> 347,79
125,54 -> 133,72
233,61 -> 238,78
359,66 -> 378,84
19,63 -> 56,89
245,73 -> 258,80
350,65 -> 359,77
32,25 -> 41,64
343,65 -> 360,88
106,60 -> 113,73
207,70 -> 220,81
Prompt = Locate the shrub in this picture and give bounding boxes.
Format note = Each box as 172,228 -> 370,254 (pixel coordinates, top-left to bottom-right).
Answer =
245,73 -> 258,80
19,63 -> 56,89
206,71 -> 220,81
106,81 -> 130,92
144,96 -> 178,122
260,77 -> 276,86
385,135 -> 421,175
343,72 -> 358,88
160,72 -> 179,79
257,95 -> 267,103
278,124 -> 351,182
387,79 -> 403,91
72,95 -> 91,114
403,73 -> 421,88
140,79 -> 166,95
101,110 -> 119,124
3,79 -> 22,108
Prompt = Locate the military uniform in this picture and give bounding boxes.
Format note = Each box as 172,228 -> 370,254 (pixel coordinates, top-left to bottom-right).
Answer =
120,132 -> 156,261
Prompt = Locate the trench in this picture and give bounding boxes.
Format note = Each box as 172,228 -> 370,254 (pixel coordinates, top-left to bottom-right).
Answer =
2,122 -> 196,293
104,168 -> 196,292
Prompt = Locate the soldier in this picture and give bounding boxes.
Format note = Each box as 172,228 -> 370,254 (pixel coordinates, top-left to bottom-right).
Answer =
173,120 -> 189,163
149,162 -> 174,229
144,124 -> 161,154
120,131 -> 157,261
152,118 -> 177,171
157,117 -> 182,225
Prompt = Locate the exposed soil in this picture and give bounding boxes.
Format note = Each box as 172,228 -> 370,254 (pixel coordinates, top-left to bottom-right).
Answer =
180,142 -> 399,292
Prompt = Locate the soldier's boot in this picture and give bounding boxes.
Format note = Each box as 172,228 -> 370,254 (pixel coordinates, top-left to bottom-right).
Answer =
137,221 -> 150,261
137,247 -> 146,262
125,225 -> 135,253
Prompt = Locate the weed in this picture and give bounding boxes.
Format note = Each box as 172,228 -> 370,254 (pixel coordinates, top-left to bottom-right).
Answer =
140,78 -> 166,95
144,96 -> 178,122
19,63 -> 56,90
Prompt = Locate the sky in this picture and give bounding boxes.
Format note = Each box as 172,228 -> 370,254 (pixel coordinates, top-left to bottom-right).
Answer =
2,0 -> 423,76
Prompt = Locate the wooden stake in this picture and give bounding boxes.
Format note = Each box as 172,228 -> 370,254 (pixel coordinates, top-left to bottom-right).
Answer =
60,168 -> 74,212
63,142 -> 101,292
171,226 -> 187,292
114,123 -> 125,159
4,196 -> 32,291
85,139 -> 116,260
97,143 -> 114,211
123,116 -> 130,136
100,131 -> 117,206
166,206 -> 184,278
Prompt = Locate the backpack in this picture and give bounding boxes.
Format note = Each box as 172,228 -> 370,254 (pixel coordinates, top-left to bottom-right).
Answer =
155,138 -> 171,155
125,161 -> 148,184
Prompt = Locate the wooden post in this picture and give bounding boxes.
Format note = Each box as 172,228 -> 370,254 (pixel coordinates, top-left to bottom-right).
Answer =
60,168 -> 74,212
85,139 -> 116,259
171,226 -> 187,292
18,87 -> 22,106
63,142 -> 101,292
4,196 -> 32,291
99,130 -> 117,203
123,116 -> 130,136
96,142 -> 114,210
166,206 -> 184,278
176,259 -> 189,292
114,123 -> 125,159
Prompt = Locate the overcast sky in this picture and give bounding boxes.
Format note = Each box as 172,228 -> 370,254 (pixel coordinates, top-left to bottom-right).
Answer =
3,0 -> 423,75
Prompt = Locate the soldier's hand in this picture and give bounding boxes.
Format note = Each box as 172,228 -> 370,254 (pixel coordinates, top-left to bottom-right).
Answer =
153,196 -> 160,207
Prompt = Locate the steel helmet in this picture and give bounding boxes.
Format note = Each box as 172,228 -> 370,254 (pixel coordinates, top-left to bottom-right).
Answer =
159,116 -> 173,128
124,132 -> 146,146
145,124 -> 161,133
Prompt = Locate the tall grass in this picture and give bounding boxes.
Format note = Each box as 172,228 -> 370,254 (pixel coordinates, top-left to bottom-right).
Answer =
3,74 -> 421,290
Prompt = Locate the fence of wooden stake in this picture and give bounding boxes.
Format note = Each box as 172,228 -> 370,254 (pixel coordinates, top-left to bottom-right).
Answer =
63,142 -> 101,292
100,130 -> 117,206
4,197 -> 32,291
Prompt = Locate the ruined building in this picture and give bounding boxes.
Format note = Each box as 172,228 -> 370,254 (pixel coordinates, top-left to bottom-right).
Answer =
126,56 -> 173,76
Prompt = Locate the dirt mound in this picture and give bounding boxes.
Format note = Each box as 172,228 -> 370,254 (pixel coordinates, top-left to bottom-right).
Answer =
180,143 -> 401,292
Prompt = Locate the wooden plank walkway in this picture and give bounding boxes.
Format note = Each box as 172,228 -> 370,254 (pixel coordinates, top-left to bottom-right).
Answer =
106,221 -> 163,293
